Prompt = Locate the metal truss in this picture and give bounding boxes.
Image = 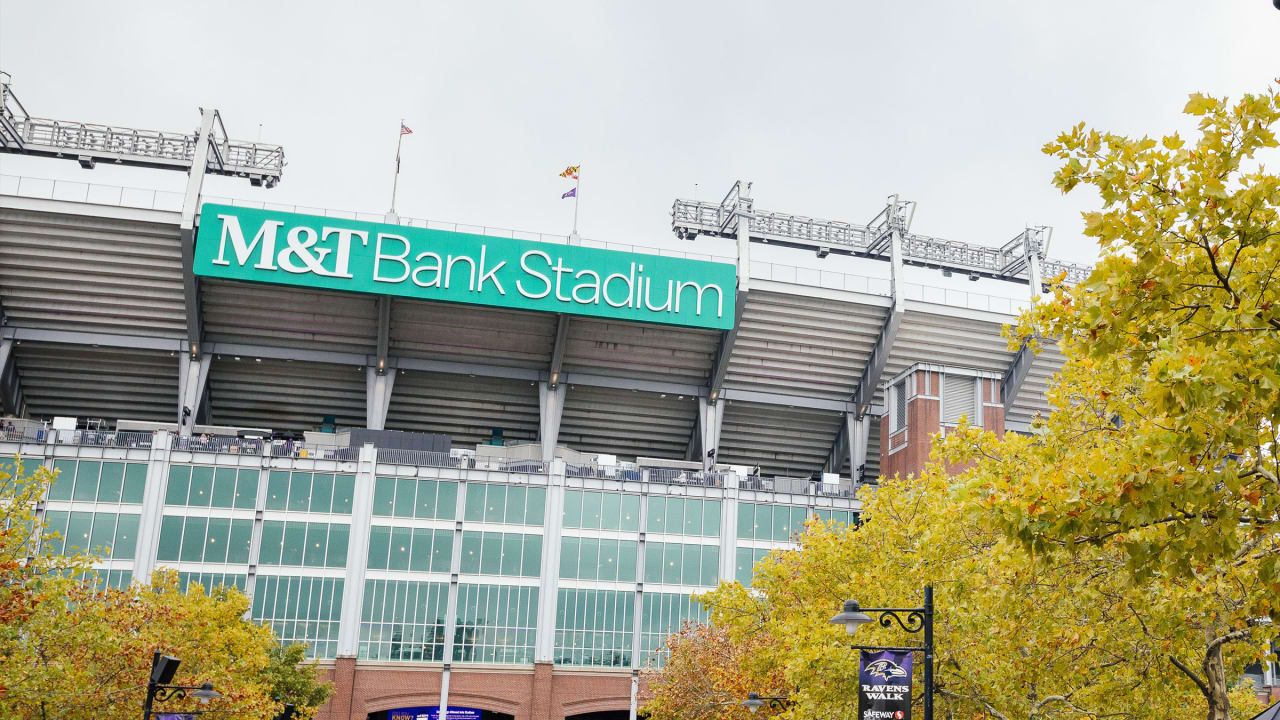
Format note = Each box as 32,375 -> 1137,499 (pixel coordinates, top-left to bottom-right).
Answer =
672,184 -> 1091,285
1,76 -> 283,185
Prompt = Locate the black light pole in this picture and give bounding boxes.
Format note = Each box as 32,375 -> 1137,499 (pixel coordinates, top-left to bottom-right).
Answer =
739,691 -> 792,713
143,650 -> 222,719
830,585 -> 934,720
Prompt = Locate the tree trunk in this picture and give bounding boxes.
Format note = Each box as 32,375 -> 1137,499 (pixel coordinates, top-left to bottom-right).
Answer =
1202,641 -> 1232,720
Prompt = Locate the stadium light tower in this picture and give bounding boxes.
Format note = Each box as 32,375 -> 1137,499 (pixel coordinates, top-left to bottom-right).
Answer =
0,71 -> 285,361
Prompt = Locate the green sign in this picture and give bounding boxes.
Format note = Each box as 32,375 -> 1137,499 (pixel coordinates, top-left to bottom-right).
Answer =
193,204 -> 736,330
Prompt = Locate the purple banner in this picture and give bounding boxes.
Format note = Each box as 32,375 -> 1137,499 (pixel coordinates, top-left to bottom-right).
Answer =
387,706 -> 482,720
858,649 -> 913,720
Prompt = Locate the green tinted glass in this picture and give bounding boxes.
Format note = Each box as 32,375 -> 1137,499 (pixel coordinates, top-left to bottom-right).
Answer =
98,463 -> 124,503
234,469 -> 259,509
122,464 -> 147,503
72,462 -> 100,502
266,471 -> 290,510
188,466 -> 213,507
157,515 -> 183,561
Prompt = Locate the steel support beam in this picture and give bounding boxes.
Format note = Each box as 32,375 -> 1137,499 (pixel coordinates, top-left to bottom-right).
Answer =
548,314 -> 569,388
176,351 -> 211,437
365,366 -> 396,430
178,109 -> 219,357
696,397 -> 724,471
375,295 -> 391,374
0,337 -> 19,416
538,381 -> 567,464
1002,240 -> 1045,412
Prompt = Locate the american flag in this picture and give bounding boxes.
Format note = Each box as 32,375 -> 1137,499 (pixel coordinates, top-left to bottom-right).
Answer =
400,122 -> 413,135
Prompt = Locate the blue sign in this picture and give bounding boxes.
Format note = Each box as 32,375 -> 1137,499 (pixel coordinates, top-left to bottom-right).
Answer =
388,706 -> 482,720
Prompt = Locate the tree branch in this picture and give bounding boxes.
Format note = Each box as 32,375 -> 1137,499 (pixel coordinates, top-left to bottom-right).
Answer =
1169,654 -> 1210,699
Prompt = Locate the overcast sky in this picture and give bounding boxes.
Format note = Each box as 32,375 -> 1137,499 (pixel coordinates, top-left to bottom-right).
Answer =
3,1 -> 1280,279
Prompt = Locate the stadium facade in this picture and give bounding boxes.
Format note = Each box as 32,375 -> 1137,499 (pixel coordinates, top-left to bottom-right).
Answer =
3,80 -> 1273,716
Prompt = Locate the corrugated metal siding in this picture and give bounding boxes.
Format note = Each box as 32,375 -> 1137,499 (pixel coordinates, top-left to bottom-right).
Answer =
0,207 -> 184,337
558,385 -> 697,461
208,357 -> 365,431
390,298 -> 556,369
717,400 -> 842,477
562,318 -> 718,384
385,371 -> 539,448
202,279 -> 377,354
14,342 -> 177,422
724,290 -> 887,399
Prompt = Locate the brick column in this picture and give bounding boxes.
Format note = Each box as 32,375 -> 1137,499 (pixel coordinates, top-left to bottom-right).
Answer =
531,662 -> 555,720
323,657 -> 357,720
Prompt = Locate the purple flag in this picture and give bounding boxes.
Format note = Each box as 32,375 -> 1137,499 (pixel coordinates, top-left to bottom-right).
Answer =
561,187 -> 576,199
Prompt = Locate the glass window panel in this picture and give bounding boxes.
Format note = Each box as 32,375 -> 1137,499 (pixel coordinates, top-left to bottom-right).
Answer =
500,533 -> 522,575
579,538 -> 599,581
204,517 -> 231,563
49,460 -> 77,501
326,524 -> 349,568
308,474 -> 334,514
684,499 -> 702,535
618,540 -> 637,582
180,516 -> 207,562
792,506 -> 808,537
485,485 -> 508,524
773,506 -> 791,541
156,516 -> 184,561
90,512 -> 117,557
738,502 -> 756,540
701,545 -> 718,586
302,522 -> 327,566
187,466 -> 213,508
415,480 -> 438,518
122,464 -> 147,504
436,482 -> 458,519
392,477 -> 416,518
644,542 -> 663,584
479,532 -> 502,575
581,491 -> 602,530
560,537 -> 580,579
662,543 -> 682,585
367,526 -> 391,570
506,486 -> 526,524
265,471 -> 290,510
751,504 -> 769,541
620,494 -> 639,532
668,499 -> 686,536
647,496 -> 665,533
72,461 -> 101,502
234,470 -> 259,509
464,485 -> 485,521
42,510 -> 69,556
431,530 -> 453,573
113,513 -> 140,560
259,520 -> 284,565
735,547 -> 753,586
600,493 -> 621,531
388,527 -> 412,571
281,522 -> 306,565
703,500 -> 721,537
526,487 -> 546,526
227,519 -> 252,564
287,473 -> 312,512
459,531 -> 482,574
203,468 -> 233,507
98,463 -> 124,503
333,475 -> 355,514
562,490 -> 582,528
521,535 -> 542,576
410,528 -> 433,572
681,544 -> 701,586
598,539 -> 618,582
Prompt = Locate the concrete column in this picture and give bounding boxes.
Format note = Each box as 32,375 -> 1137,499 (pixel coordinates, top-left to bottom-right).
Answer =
336,444 -> 377,657
848,414 -> 869,483
631,491 -> 649,680
177,352 -> 211,437
535,473 -> 566,663
365,367 -> 396,430
538,382 -> 567,464
696,398 -> 723,471
440,478 -> 470,719
244,460 -> 273,608
718,473 -> 739,582
132,431 -> 174,583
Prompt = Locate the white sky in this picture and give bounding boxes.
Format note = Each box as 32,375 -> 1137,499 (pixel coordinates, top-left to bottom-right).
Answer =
3,0 -> 1279,287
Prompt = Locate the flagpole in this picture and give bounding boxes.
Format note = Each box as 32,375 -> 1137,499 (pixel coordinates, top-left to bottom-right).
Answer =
571,168 -> 581,238
390,118 -> 404,214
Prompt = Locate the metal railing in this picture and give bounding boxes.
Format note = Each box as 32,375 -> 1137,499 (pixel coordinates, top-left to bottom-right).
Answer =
644,468 -> 724,487
376,448 -> 460,468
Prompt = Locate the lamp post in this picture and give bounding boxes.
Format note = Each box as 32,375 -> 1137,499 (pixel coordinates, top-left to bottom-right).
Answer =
829,586 -> 934,720
739,691 -> 791,714
142,650 -> 222,719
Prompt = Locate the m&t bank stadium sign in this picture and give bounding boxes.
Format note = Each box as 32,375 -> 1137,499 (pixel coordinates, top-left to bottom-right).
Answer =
194,204 -> 736,330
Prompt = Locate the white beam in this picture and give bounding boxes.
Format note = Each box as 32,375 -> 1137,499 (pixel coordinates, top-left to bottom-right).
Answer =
365,367 -> 395,430
538,381 -> 567,464
548,314 -> 569,388
697,397 -> 724,471
176,351 -> 211,438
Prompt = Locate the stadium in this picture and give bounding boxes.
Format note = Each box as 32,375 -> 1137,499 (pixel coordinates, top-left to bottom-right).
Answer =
3,76 -> 1213,720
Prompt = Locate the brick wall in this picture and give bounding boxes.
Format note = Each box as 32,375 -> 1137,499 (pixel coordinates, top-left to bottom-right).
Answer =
879,370 -> 1004,480
318,662 -> 633,720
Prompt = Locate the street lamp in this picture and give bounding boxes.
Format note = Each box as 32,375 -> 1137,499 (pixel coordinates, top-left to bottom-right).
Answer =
142,650 -> 223,719
739,691 -> 791,714
829,586 -> 935,720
